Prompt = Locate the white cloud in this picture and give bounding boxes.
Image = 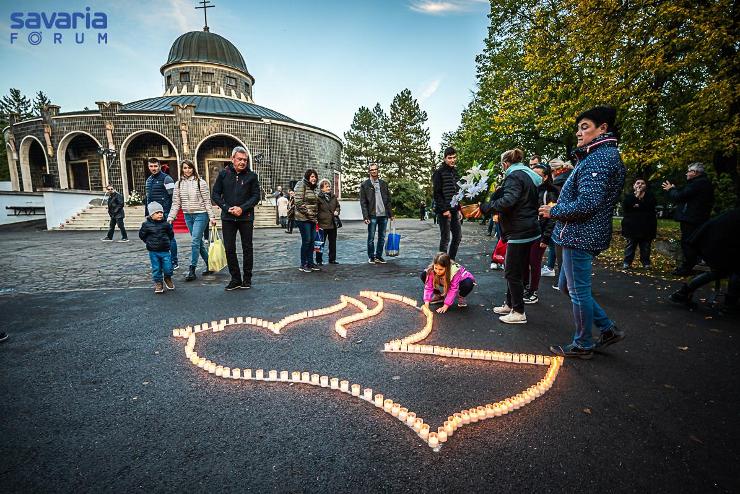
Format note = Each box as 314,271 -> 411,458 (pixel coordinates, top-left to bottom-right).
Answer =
418,78 -> 441,102
409,0 -> 487,15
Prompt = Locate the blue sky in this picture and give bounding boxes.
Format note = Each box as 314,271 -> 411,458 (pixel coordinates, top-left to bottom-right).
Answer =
0,0 -> 489,149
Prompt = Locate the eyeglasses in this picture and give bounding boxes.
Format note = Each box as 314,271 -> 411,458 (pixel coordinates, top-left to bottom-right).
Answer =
369,168 -> 378,172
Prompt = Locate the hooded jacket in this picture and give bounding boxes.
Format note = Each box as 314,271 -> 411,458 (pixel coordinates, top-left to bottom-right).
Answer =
667,174 -> 714,225
481,163 -> 542,243
551,133 -> 626,254
294,179 -> 319,222
423,262 -> 476,307
212,164 -> 260,222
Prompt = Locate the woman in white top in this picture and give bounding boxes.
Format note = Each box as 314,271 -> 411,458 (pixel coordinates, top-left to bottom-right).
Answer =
277,193 -> 289,229
167,159 -> 217,281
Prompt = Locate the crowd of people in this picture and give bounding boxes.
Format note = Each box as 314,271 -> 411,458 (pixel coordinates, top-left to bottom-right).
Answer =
92,104 -> 736,360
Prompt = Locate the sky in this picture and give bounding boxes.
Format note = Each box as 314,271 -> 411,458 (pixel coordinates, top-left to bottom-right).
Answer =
0,0 -> 489,150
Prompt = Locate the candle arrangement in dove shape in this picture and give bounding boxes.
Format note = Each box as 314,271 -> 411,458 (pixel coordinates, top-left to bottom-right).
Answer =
172,290 -> 564,451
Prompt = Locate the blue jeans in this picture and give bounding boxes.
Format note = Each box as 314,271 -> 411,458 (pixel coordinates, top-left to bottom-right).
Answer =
149,251 -> 173,282
367,216 -> 388,259
546,243 -> 556,269
558,247 -> 614,349
296,220 -> 316,267
184,212 -> 209,268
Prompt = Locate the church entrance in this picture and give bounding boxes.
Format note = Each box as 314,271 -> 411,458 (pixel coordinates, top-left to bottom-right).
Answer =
196,134 -> 252,191
121,132 -> 178,197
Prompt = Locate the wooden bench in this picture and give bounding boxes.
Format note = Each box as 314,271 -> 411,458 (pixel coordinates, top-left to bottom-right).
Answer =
5,205 -> 45,216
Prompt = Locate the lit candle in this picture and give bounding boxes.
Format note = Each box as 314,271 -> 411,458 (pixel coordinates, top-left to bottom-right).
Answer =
461,411 -> 470,424
398,408 -> 408,421
419,424 -> 430,440
232,368 -> 241,379
453,413 -> 463,427
330,378 -> 339,390
172,329 -> 180,337
340,380 -> 349,392
320,376 -> 329,387
208,363 -> 216,374
280,371 -> 289,381
269,370 -> 278,381
374,394 -> 384,408
444,421 -> 454,436
413,418 -> 423,433
363,388 -> 373,401
291,371 -> 300,382
351,384 -> 361,396
311,374 -> 320,385
236,316 -> 243,324
301,372 -> 311,383
406,412 -> 416,427
222,367 -> 231,378
215,366 -> 223,377
391,403 -> 400,417
243,368 -> 252,379
477,406 -> 487,420
383,399 -> 393,413
427,432 -> 438,448
469,408 -> 478,423
255,369 -> 264,380
194,324 -> 201,332
437,429 -> 447,443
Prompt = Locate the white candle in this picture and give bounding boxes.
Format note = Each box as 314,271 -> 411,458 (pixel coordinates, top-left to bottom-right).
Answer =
427,431 -> 437,447
236,316 -> 243,324
351,384 -> 361,396
255,369 -> 264,380
461,411 -> 470,424
215,366 -> 223,377
374,394 -> 384,407
244,369 -> 252,379
301,372 -> 310,383
232,368 -> 241,379
406,412 -> 416,427
320,376 -> 329,387
391,403 -> 400,417
340,380 -> 349,392
330,378 -> 339,390
280,371 -> 289,381
172,329 -> 180,337
413,418 -> 423,433
363,388 -> 373,401
383,399 -> 393,413
291,371 -> 300,381
398,408 -> 408,421
437,429 -> 447,443
444,421 -> 454,436
311,374 -> 320,385
194,324 -> 201,332
269,370 -> 278,381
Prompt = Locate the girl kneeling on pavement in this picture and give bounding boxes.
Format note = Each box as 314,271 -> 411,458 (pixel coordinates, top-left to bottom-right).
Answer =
421,252 -> 475,313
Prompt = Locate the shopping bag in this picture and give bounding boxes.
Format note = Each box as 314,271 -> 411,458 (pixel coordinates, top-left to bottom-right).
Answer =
386,221 -> 401,257
208,225 -> 228,272
314,224 -> 326,253
491,240 -> 507,265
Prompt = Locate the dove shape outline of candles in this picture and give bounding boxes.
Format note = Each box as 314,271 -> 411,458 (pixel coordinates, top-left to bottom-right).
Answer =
170,291 -> 565,450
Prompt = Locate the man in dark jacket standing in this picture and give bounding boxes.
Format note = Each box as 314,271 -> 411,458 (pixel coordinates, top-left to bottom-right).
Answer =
432,147 -> 462,260
145,157 -> 178,268
662,162 -> 714,276
482,148 -> 542,324
212,146 -> 261,291
359,163 -> 393,263
102,184 -> 128,242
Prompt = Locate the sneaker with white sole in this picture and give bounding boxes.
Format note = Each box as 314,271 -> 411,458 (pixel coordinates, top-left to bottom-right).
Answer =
101,237 -> 113,242
499,311 -> 527,324
493,303 -> 512,315
523,291 -> 539,304
540,266 -> 555,277
457,297 -> 468,307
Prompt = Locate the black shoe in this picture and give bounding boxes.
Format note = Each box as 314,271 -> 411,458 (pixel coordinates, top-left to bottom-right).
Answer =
201,269 -> 215,276
375,256 -> 387,264
368,257 -> 376,264
0,332 -> 7,342
315,261 -> 324,266
241,280 -> 251,289
225,279 -> 242,291
185,266 -> 196,282
172,263 -> 180,271
329,260 -> 339,264
299,265 -> 311,273
669,285 -> 693,305
549,343 -> 593,360
309,264 -> 321,271
595,326 -> 625,350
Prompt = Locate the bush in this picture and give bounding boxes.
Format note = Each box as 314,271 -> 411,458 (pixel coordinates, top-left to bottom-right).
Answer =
389,179 -> 424,218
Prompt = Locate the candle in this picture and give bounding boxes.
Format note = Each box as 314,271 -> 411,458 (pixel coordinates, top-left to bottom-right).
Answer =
427,432 -> 438,448
437,429 -> 447,443
172,329 -> 180,337
291,371 -> 300,382
413,418 -> 423,433
301,372 -> 310,383
280,371 -> 289,381
398,408 -> 408,421
311,374 -> 320,385
363,388 -> 373,401
374,394 -> 384,408
255,369 -> 264,380
340,380 -> 349,392
383,399 -> 393,413
453,413 -> 463,427
194,324 -> 201,332
236,316 -> 243,324
391,403 -> 400,417
320,376 -> 329,387
461,411 -> 470,424
208,363 -> 216,374
444,421 -> 454,436
232,368 -> 241,379
351,384 -> 361,396
468,408 -> 478,423
244,368 -> 252,379
477,406 -> 487,420
330,378 -> 339,390
406,412 -> 416,427
215,366 -> 223,377
269,370 -> 278,381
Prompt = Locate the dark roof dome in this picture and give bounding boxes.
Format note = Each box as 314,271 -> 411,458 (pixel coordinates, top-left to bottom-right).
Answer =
161,30 -> 249,75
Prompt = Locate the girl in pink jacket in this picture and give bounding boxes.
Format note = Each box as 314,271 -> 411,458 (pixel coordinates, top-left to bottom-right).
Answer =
421,252 -> 476,313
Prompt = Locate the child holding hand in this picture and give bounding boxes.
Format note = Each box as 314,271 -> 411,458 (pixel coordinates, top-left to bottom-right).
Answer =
421,252 -> 476,313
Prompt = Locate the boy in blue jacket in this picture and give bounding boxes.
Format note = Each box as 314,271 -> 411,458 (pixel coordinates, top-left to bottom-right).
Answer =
139,201 -> 175,294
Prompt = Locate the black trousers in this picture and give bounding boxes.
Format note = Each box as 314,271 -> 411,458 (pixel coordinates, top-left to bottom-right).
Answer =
624,238 -> 652,266
679,222 -> 700,270
222,220 -> 254,283
438,212 -> 462,260
315,228 -> 338,263
287,217 -> 295,233
504,241 -> 534,313
106,217 -> 127,240
419,270 -> 474,298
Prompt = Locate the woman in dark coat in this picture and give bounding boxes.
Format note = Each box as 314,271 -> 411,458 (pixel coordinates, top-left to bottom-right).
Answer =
621,178 -> 657,268
315,179 -> 341,265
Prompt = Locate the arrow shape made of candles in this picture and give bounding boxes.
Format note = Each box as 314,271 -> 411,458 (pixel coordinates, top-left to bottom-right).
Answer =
171,291 -> 564,451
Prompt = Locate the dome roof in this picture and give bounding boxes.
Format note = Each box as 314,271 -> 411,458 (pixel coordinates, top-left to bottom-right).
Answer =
161,31 -> 249,75
121,95 -> 294,123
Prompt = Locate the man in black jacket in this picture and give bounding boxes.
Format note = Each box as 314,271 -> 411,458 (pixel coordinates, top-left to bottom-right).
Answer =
212,146 -> 261,291
432,147 -> 462,260
102,184 -> 128,242
662,162 -> 714,276
359,163 -> 393,263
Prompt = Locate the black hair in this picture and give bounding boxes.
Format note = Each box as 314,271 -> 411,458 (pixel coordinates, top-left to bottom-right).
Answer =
533,163 -> 553,184
576,106 -> 620,138
304,168 -> 318,189
444,146 -> 457,157
147,157 -> 159,164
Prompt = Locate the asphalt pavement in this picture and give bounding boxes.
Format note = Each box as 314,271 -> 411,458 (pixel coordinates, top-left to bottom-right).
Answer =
1,220 -> 738,492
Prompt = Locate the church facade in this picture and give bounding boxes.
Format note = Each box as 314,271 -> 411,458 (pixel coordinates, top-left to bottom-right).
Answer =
3,28 -> 343,200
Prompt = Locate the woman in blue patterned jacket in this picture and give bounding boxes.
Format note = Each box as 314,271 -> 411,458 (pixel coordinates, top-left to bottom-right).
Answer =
539,106 -> 626,359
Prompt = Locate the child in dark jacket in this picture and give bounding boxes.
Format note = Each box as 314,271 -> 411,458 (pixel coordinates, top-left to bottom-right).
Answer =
139,201 -> 175,294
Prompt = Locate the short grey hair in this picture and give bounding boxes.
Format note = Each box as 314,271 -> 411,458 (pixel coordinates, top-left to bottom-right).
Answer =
318,178 -> 332,189
231,146 -> 249,159
688,162 -> 705,174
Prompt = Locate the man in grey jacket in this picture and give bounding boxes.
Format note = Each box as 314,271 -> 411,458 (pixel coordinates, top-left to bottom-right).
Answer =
359,163 -> 393,264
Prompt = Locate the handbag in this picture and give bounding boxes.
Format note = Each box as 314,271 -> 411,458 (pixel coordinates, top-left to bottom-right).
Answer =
314,223 -> 326,253
207,224 -> 228,272
385,220 -> 401,257
333,215 -> 343,229
491,240 -> 507,264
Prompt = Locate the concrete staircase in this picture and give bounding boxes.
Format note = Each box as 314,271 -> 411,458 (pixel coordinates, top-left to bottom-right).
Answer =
60,203 -> 279,230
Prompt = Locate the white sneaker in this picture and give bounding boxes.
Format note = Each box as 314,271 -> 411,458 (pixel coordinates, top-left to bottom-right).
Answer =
493,303 -> 512,315
490,262 -> 502,270
499,311 -> 527,324
457,297 -> 467,307
541,266 -> 556,277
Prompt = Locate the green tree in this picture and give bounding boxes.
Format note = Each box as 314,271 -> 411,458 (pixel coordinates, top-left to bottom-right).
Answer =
386,89 -> 435,188
33,91 -> 52,116
389,178 -> 424,218
0,88 -> 35,182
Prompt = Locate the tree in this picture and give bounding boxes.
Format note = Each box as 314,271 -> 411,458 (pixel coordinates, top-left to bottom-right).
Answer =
386,89 -> 435,189
33,91 -> 52,116
343,106 -> 382,195
0,88 -> 35,182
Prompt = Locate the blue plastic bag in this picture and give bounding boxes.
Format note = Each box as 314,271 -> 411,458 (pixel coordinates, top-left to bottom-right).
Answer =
386,221 -> 400,257
314,224 -> 326,253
